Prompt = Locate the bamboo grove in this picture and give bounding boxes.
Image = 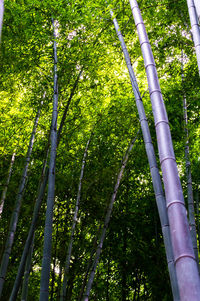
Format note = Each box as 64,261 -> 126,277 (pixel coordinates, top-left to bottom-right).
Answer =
0,0 -> 200,300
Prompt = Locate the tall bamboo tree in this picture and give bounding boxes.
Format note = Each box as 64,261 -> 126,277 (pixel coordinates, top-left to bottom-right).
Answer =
0,102 -> 42,298
39,19 -> 58,301
187,0 -> 200,75
110,10 -> 180,300
129,0 -> 200,299
60,133 -> 92,301
0,151 -> 16,218
10,66 -> 83,300
82,132 -> 139,301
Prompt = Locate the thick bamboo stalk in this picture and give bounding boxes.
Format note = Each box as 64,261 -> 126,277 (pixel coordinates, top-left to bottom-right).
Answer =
0,104 -> 41,298
60,134 -> 92,301
129,0 -> 200,299
181,58 -> 199,268
39,18 -> 58,301
0,151 -> 16,218
194,0 -> 200,20
111,10 -> 180,300
187,0 -> 200,75
21,234 -> 35,301
82,133 -> 139,301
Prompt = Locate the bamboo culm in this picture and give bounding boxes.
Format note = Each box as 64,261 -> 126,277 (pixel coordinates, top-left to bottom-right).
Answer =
194,0 -> 200,20
39,18 -> 58,301
0,103 -> 41,298
111,10 -> 180,300
182,57 -> 199,268
129,0 -> 200,299
9,151 -> 49,301
10,63 -> 83,300
21,234 -> 35,301
0,151 -> 16,218
187,0 -> 200,76
60,134 -> 92,301
82,133 -> 139,301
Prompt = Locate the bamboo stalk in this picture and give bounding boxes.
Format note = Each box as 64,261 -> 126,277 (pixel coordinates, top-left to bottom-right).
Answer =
0,151 -> 16,218
187,0 -> 200,75
0,103 -> 41,298
129,0 -> 200,299
60,133 -> 93,301
82,132 -> 139,301
111,10 -> 180,300
21,234 -> 35,301
39,18 -> 58,301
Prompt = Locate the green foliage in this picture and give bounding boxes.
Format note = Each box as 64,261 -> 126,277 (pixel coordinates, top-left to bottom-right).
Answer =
0,0 -> 200,300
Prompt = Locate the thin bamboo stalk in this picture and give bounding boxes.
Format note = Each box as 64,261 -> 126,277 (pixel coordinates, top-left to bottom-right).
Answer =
111,10 -> 180,300
0,103 -> 41,298
21,234 -> 35,301
82,132 -> 139,301
39,18 -> 58,301
0,151 -> 16,218
60,134 -> 93,301
10,62 -> 83,300
187,0 -> 200,75
129,0 -> 200,299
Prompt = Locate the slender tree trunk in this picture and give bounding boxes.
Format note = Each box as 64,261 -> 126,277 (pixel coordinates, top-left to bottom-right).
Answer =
21,234 -> 35,301
187,0 -> 200,76
129,0 -> 200,299
0,151 -> 16,218
0,0 -> 3,40
39,18 -> 58,301
60,134 -> 92,301
57,68 -> 83,145
50,208 -> 60,301
78,232 -> 99,301
82,133 -> 139,301
0,103 -> 41,298
182,57 -> 199,268
10,61 -> 83,300
110,10 -> 180,301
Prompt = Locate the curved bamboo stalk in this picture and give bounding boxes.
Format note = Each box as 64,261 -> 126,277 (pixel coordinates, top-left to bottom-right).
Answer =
0,151 -> 16,218
82,132 -> 139,301
0,103 -> 41,298
39,18 -> 58,301
187,0 -> 200,75
111,10 -> 180,300
60,133 -> 93,301
129,0 -> 200,299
